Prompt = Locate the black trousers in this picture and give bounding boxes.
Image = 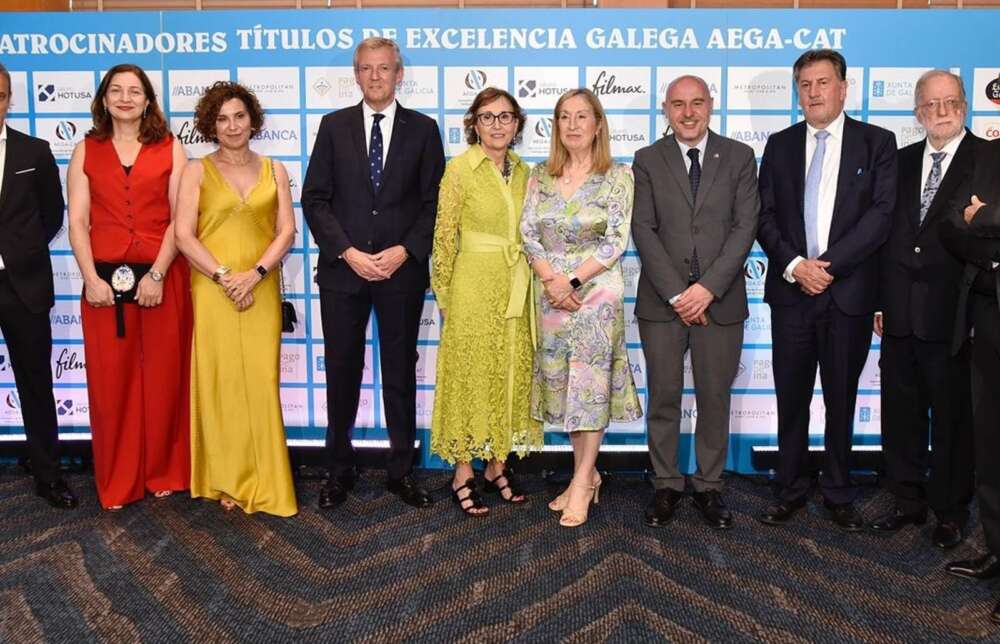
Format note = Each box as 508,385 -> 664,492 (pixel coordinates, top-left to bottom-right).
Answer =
879,333 -> 974,525
970,294 -> 1000,556
319,286 -> 424,480
0,271 -> 61,485
771,293 -> 873,505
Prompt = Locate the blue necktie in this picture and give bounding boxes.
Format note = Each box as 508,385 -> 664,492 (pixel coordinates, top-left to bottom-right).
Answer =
369,113 -> 385,193
804,130 -> 829,259
687,148 -> 702,281
919,151 -> 947,224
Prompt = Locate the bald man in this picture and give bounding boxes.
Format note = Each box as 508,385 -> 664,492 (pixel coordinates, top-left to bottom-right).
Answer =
632,75 -> 760,529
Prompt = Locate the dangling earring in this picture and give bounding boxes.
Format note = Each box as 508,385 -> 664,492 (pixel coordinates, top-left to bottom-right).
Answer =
142,105 -> 148,119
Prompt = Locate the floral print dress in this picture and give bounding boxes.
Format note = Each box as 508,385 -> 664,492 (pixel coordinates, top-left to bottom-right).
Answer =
520,162 -> 642,432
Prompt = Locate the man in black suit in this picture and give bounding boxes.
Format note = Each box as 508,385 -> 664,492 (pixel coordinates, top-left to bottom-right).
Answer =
0,62 -> 76,508
871,70 -> 981,549
302,38 -> 445,510
939,139 -> 1000,624
756,50 -> 897,530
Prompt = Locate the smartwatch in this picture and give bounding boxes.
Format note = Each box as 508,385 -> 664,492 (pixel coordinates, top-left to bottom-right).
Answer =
255,264 -> 268,278
569,273 -> 582,290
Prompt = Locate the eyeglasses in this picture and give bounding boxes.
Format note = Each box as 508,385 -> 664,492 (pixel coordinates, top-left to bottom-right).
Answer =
476,111 -> 516,126
917,97 -> 964,113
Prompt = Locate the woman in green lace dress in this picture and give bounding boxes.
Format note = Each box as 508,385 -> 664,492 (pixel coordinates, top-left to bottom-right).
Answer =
430,88 -> 543,516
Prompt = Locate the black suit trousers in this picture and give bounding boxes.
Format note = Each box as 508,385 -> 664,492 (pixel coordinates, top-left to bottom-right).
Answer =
771,292 -> 873,504
879,333 -> 974,524
0,271 -> 60,484
970,294 -> 1000,555
320,284 -> 424,480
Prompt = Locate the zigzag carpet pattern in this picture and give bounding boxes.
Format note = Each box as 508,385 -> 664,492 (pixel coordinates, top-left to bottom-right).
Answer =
2,468 -> 1000,643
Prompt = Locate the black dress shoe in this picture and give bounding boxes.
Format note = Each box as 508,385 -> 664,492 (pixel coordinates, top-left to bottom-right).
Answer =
758,498 -> 806,526
946,553 -> 1000,580
824,501 -> 864,532
35,479 -> 78,509
318,478 -> 350,510
869,507 -> 926,532
387,475 -> 433,508
644,488 -> 683,527
691,490 -> 733,530
932,521 -> 963,550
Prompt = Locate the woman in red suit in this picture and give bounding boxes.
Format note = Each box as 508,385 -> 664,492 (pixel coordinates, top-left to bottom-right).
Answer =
67,64 -> 191,510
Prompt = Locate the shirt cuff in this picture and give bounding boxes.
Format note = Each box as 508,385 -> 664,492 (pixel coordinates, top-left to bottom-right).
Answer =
783,256 -> 805,283
668,293 -> 682,305
993,261 -> 998,270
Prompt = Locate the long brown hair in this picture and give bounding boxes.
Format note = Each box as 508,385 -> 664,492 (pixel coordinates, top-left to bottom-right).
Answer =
87,64 -> 169,143
546,88 -> 612,178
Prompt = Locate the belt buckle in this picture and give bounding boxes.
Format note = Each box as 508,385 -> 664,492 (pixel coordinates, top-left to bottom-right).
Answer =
110,264 -> 136,293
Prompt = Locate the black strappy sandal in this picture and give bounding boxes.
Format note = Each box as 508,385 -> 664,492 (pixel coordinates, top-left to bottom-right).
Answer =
452,478 -> 489,516
484,469 -> 528,504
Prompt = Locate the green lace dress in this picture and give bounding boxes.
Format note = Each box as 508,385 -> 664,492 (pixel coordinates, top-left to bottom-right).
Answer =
430,145 -> 543,464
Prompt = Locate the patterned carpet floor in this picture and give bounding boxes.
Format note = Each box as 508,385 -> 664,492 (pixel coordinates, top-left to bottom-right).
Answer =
2,467 -> 1000,643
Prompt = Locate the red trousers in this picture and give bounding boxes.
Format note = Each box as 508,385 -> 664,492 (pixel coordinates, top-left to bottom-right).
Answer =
82,260 -> 193,508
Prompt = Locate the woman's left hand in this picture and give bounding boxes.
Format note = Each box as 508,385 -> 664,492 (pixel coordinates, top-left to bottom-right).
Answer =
136,274 -> 164,307
221,270 -> 261,304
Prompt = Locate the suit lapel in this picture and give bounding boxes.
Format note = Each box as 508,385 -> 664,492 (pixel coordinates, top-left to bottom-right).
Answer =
0,129 -> 14,216
381,101 -> 406,184
831,117 -> 859,231
791,123 -> 806,223
899,143 -> 923,233
350,103 -> 372,195
919,131 -> 973,233
693,131 -> 720,218
656,135 -> 694,209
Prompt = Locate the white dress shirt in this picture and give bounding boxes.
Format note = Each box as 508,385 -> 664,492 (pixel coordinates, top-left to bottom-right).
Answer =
0,123 -> 7,270
784,110 -> 846,282
362,99 -> 397,170
668,133 -> 709,303
921,129 -> 965,195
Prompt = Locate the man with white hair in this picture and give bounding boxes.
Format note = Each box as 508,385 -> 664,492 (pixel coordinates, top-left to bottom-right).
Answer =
871,70 -> 983,549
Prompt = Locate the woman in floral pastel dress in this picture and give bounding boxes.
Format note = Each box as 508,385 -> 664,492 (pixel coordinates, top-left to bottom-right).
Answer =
520,88 -> 642,528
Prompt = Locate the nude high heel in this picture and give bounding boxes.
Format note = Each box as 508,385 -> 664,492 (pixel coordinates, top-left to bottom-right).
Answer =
559,478 -> 602,528
549,473 -> 602,512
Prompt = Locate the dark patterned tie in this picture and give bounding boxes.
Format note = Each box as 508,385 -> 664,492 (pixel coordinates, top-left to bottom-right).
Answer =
919,151 -> 947,224
687,148 -> 702,281
369,113 -> 385,193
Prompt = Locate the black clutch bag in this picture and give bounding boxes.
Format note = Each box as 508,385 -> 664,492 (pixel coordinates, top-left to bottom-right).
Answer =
279,263 -> 297,333
94,261 -> 152,337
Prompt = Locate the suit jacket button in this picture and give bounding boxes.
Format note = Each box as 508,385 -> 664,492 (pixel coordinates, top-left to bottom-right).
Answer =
914,246 -> 921,253
692,226 -> 700,234
372,209 -> 378,216
683,258 -> 690,264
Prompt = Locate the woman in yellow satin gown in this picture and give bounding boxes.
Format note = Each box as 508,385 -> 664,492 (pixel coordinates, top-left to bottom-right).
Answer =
175,82 -> 297,516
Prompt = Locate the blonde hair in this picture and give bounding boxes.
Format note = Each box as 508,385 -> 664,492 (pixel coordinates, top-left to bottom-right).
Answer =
546,88 -> 612,178
353,37 -> 402,71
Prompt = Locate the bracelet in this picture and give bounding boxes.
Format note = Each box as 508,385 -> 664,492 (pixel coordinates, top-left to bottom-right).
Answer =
212,265 -> 231,283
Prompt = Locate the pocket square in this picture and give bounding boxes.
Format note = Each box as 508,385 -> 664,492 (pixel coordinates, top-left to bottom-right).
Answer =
14,167 -> 36,175
856,168 -> 864,176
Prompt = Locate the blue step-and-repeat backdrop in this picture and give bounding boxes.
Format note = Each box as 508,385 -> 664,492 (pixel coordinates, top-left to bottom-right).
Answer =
1,9 -> 998,471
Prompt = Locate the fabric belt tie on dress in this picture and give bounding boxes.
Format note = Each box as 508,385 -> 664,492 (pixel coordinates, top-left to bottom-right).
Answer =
459,230 -> 536,349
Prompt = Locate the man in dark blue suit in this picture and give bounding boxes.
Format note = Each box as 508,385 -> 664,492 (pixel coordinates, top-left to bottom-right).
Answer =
302,38 -> 445,510
756,50 -> 897,530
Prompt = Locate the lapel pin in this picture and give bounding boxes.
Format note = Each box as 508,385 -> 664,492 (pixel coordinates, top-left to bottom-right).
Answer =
857,168 -> 863,175
713,153 -> 720,159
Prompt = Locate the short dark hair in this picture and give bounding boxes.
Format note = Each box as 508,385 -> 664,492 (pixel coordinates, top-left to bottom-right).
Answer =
793,49 -> 847,84
0,61 -> 10,94
87,63 -> 169,144
463,87 -> 526,147
193,81 -> 264,144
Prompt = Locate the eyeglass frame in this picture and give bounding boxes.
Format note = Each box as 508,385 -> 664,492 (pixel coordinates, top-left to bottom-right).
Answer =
916,96 -> 965,114
475,111 -> 517,126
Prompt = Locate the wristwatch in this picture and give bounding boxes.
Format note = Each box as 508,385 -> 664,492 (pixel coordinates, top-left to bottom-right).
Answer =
569,273 -> 582,290
148,269 -> 164,282
255,264 -> 268,278
212,265 -> 231,282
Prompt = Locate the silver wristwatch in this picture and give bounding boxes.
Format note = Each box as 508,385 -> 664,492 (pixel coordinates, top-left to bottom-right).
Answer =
148,269 -> 164,282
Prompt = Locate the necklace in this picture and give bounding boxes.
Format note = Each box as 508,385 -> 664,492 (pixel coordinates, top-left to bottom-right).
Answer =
216,151 -> 254,166
562,158 -> 592,185
501,156 -> 512,183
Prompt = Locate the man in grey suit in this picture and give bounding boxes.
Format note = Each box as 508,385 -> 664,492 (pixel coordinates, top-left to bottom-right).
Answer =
631,75 -> 760,529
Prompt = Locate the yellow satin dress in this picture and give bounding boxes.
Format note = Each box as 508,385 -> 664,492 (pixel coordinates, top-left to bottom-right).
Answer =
189,156 -> 297,517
